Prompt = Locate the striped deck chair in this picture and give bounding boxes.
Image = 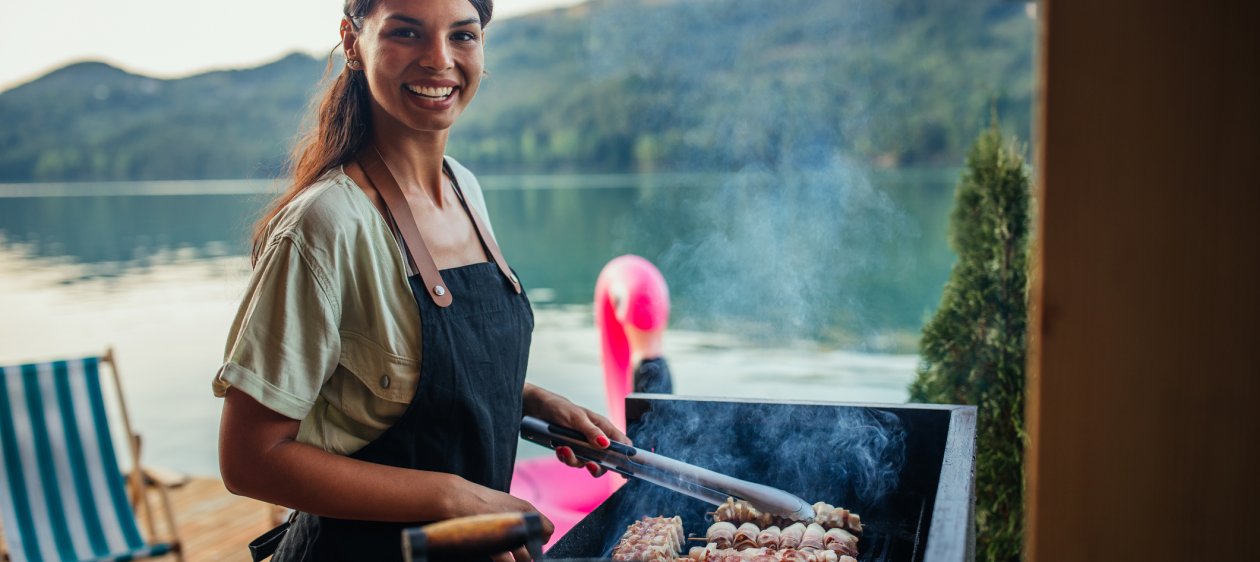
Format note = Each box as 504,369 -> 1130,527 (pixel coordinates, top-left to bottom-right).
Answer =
0,350 -> 183,561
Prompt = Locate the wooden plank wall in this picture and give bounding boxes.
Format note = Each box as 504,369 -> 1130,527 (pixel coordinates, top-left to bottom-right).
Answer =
1027,0 -> 1260,559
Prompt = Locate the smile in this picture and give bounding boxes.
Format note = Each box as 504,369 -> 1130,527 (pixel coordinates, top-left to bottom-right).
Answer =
405,84 -> 456,100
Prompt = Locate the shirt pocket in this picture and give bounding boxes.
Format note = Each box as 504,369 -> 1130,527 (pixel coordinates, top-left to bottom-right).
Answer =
339,332 -> 420,405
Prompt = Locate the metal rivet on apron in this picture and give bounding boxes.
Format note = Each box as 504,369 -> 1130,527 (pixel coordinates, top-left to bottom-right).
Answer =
379,374 -> 391,389
433,285 -> 446,296
509,274 -> 518,284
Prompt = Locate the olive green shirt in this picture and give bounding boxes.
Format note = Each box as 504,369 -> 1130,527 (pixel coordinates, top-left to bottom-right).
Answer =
213,157 -> 496,455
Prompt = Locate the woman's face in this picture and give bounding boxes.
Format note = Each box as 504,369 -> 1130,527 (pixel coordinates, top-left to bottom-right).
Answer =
344,0 -> 485,136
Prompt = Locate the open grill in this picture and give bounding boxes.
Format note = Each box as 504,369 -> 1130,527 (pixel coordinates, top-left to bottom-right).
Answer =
545,395 -> 976,562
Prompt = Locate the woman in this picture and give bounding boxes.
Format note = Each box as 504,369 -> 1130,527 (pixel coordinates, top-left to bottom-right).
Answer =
213,1 -> 624,560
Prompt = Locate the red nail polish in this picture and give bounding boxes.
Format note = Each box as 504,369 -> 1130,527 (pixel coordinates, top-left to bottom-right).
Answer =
586,462 -> 599,475
596,436 -> 610,448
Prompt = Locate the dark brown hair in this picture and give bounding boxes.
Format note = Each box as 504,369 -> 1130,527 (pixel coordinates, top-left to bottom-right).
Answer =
251,0 -> 494,262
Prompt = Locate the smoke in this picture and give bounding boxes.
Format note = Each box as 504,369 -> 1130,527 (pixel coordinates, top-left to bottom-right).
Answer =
583,0 -> 915,344
655,164 -> 911,342
637,399 -> 906,509
597,398 -> 906,555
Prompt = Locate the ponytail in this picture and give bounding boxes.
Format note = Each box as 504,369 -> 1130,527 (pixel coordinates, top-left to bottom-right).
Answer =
250,57 -> 371,263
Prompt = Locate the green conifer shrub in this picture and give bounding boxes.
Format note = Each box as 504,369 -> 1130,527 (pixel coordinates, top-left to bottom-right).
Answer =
909,118 -> 1030,561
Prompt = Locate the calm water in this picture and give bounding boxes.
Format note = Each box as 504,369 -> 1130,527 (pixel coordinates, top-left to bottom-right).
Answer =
0,170 -> 955,476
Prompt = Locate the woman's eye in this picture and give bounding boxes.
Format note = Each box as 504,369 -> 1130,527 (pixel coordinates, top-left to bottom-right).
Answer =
452,31 -> 479,42
390,28 -> 418,39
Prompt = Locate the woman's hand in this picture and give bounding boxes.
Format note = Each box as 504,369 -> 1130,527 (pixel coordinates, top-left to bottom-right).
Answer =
445,480 -> 554,562
522,383 -> 631,478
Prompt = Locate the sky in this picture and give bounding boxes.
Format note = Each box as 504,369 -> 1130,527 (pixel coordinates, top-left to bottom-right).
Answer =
2,0 -> 588,92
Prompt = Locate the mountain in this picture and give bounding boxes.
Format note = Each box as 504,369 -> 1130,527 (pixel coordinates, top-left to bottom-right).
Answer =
0,0 -> 1034,182
0,53 -> 324,181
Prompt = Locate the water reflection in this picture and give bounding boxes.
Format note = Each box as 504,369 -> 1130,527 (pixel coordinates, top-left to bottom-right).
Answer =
0,192 -> 262,273
0,171 -> 956,344
0,173 -> 950,475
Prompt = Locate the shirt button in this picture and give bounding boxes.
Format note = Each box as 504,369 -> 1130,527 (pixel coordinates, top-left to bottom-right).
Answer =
379,374 -> 391,389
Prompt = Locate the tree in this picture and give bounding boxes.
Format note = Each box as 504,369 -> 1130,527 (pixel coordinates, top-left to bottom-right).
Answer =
909,116 -> 1030,561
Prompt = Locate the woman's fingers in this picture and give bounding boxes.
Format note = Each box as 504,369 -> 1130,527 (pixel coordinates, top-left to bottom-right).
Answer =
494,511 -> 552,561
556,408 -> 633,479
536,511 -> 555,540
570,408 -> 633,449
510,546 -> 532,562
555,445 -> 608,477
585,461 -> 607,478
553,445 -> 583,467
564,411 -> 609,450
587,410 -> 632,447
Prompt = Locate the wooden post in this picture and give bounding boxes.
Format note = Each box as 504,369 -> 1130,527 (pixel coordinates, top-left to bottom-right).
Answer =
1027,0 -> 1260,558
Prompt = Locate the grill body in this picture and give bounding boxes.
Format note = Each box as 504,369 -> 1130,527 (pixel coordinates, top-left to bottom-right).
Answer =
546,395 -> 976,562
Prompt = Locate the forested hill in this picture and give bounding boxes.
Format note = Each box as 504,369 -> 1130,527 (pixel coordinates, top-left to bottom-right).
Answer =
0,0 -> 1034,182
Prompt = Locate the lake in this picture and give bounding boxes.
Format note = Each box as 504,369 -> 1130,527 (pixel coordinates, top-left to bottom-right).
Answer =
0,168 -> 956,476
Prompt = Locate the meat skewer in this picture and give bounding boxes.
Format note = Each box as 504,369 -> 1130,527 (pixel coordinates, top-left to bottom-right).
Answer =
798,524 -> 826,551
810,502 -> 863,535
686,547 -> 853,562
638,498 -> 861,561
612,516 -> 685,562
755,525 -> 781,549
822,527 -> 859,557
705,521 -> 737,550
733,523 -> 760,550
777,523 -> 806,550
711,497 -> 775,528
776,549 -> 810,562
713,497 -> 863,536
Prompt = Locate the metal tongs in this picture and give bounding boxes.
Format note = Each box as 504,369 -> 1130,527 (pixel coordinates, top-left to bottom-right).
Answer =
520,416 -> 815,521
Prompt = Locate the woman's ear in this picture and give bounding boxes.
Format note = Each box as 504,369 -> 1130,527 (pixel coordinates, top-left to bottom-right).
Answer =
340,18 -> 358,60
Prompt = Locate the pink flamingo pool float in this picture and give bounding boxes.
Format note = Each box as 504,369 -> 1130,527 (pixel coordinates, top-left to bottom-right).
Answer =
510,255 -> 671,547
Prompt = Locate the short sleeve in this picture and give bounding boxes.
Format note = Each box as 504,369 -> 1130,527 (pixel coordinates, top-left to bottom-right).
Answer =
212,235 -> 340,420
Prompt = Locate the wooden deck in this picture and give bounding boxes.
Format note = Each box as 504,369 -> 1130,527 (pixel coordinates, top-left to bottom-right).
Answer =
160,477 -> 278,561
1,477 -> 276,562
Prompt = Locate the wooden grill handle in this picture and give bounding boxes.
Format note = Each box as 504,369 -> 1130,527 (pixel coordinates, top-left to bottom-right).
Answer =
403,512 -> 544,562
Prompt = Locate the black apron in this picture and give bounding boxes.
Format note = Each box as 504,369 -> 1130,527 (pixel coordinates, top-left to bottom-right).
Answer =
270,153 -> 533,562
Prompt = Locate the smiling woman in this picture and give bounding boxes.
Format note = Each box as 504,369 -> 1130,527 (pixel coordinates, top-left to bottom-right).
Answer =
212,2 -> 626,562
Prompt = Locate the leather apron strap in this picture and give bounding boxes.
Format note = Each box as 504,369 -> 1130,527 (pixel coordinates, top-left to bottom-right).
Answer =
356,148 -> 521,307
443,160 -> 523,295
358,148 -> 453,307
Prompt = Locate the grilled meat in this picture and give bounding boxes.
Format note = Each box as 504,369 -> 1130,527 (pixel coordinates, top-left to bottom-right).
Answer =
612,516 -> 685,562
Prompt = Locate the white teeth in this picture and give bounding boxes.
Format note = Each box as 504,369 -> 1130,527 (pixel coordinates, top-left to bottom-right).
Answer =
407,85 -> 454,98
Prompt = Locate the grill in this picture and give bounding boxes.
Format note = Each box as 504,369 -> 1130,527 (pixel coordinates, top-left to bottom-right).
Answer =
545,395 -> 976,562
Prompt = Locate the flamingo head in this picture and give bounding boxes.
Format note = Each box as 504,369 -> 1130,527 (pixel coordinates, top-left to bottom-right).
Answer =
594,255 -> 670,430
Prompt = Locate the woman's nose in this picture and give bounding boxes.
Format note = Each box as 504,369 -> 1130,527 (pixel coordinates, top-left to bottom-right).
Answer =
419,37 -> 454,71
